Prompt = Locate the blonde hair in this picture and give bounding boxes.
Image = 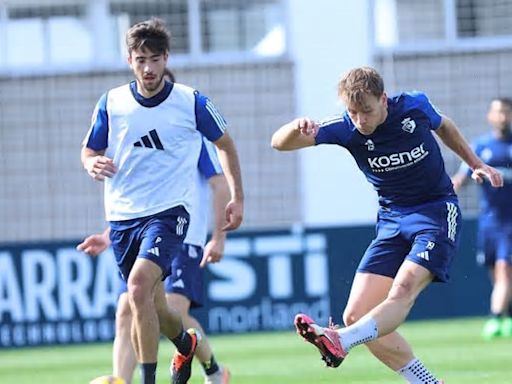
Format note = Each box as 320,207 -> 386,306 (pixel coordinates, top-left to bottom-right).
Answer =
338,67 -> 384,106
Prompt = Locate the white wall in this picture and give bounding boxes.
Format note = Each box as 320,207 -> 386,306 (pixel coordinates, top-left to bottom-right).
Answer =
286,0 -> 378,226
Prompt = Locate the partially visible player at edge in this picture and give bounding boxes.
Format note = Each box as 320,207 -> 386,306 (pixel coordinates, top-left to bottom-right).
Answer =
79,69 -> 231,384
452,97 -> 512,340
271,66 -> 503,383
81,18 -> 243,384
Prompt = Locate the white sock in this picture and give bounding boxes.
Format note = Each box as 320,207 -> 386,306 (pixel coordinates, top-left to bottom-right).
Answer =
397,358 -> 440,383
336,316 -> 378,352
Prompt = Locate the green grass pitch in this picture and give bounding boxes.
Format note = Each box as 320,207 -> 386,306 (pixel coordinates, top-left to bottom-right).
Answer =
1,317 -> 511,383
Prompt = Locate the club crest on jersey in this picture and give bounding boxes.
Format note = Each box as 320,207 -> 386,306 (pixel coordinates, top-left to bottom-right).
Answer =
365,139 -> 375,151
401,117 -> 416,133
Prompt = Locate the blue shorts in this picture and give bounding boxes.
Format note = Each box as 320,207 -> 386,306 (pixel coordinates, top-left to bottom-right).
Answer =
358,199 -> 461,282
118,244 -> 205,308
164,244 -> 205,308
110,206 -> 189,281
477,216 -> 512,266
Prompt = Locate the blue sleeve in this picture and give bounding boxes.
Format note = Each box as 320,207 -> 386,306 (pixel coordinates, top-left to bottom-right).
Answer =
198,137 -> 223,179
84,93 -> 109,150
315,115 -> 350,146
195,91 -> 226,142
409,91 -> 442,130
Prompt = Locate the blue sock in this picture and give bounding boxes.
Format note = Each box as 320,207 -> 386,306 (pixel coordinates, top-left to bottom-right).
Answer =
141,362 -> 157,384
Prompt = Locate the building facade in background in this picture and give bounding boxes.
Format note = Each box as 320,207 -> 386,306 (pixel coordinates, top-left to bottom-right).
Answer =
1,0 -> 512,241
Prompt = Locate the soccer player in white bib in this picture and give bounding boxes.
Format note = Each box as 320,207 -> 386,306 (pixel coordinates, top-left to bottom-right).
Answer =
79,137 -> 231,384
81,19 -> 243,384
272,67 -> 503,383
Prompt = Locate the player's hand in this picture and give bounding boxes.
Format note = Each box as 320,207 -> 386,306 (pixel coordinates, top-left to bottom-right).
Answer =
471,164 -> 503,187
84,156 -> 117,181
76,233 -> 111,256
222,200 -> 243,231
294,117 -> 319,137
200,237 -> 226,267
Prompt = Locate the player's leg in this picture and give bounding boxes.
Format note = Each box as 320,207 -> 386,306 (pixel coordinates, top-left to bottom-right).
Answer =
113,292 -> 137,384
344,264 -> 442,383
296,202 -> 455,382
153,282 -> 200,384
491,260 -> 512,315
127,257 -> 164,384
167,293 -> 230,384
490,260 -> 512,337
337,261 -> 433,356
376,201 -> 460,382
125,207 -> 192,384
154,280 -> 200,361
154,282 -> 185,338
130,264 -> 199,384
375,200 -> 461,339
135,209 -> 201,384
365,260 -> 433,334
110,226 -> 161,384
295,208 -> 409,367
295,263 -> 440,382
295,264 -> 433,369
165,244 -> 230,384
491,228 -> 512,337
339,210 -> 429,361
478,223 -> 504,339
342,272 -> 415,370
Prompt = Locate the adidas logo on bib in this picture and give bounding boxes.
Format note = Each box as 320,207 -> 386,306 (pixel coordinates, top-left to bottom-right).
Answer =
133,129 -> 164,150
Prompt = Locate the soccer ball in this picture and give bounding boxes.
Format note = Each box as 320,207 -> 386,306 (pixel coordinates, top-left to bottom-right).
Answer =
89,375 -> 126,384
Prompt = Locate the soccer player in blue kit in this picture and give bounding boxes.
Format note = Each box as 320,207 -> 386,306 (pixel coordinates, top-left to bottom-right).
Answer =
271,67 -> 503,383
452,97 -> 512,340
81,19 -> 243,384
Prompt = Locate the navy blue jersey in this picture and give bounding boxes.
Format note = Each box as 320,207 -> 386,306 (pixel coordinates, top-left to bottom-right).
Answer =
315,92 -> 456,207
472,133 -> 512,221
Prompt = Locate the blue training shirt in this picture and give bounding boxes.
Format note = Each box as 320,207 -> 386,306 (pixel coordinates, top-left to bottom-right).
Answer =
471,133 -> 512,221
315,91 -> 456,207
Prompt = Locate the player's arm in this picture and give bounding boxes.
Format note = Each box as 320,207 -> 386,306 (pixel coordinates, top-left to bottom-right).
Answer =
81,93 -> 116,181
201,174 -> 230,267
76,227 -> 111,256
195,92 -> 244,231
436,115 -> 503,187
213,132 -> 244,231
81,147 -> 116,181
271,117 -> 318,150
